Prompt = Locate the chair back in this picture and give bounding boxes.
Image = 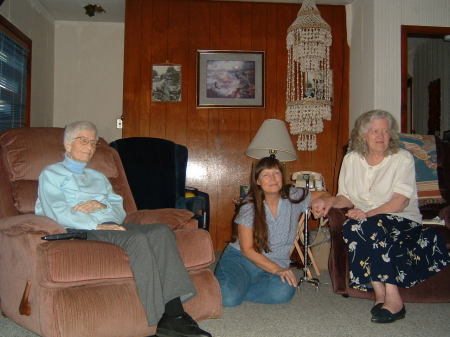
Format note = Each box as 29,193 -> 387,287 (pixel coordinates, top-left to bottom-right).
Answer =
0,127 -> 136,219
110,137 -> 188,210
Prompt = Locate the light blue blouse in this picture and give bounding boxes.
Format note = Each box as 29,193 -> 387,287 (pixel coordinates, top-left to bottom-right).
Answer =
35,155 -> 126,230
230,187 -> 310,268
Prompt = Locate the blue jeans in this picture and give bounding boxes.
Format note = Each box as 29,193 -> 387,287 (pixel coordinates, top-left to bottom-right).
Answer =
214,245 -> 296,307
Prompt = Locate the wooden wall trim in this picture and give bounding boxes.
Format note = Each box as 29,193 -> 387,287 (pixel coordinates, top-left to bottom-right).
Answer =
124,0 -> 349,250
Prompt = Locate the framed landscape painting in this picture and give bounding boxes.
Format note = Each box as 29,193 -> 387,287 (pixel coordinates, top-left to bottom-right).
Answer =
197,50 -> 264,108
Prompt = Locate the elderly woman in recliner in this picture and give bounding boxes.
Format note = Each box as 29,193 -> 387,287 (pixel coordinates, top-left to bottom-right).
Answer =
35,121 -> 211,337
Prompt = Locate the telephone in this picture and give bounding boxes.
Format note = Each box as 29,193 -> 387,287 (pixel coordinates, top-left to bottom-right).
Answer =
292,171 -> 326,191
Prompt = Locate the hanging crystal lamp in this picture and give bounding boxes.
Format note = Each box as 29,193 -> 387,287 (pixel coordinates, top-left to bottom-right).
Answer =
285,0 -> 333,151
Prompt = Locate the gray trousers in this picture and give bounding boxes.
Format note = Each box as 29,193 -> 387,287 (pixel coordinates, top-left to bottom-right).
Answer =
86,223 -> 196,325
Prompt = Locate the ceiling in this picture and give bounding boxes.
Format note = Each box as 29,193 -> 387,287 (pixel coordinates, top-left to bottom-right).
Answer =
36,0 -> 354,23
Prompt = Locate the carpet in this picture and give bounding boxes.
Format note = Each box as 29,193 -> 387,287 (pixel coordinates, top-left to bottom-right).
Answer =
197,270 -> 450,337
1,271 -> 449,337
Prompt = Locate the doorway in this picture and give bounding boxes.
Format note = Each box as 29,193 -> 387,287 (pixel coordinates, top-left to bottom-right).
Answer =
401,25 -> 450,136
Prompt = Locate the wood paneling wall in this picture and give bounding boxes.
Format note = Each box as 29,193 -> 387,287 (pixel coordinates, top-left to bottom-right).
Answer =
123,0 -> 349,251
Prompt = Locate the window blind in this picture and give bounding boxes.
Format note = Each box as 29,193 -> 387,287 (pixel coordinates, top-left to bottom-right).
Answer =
0,30 -> 29,131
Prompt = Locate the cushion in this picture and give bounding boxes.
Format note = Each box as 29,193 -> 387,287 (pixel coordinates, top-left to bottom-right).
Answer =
87,140 -> 119,178
0,128 -> 119,181
399,134 -> 444,206
0,128 -> 65,181
12,180 -> 38,214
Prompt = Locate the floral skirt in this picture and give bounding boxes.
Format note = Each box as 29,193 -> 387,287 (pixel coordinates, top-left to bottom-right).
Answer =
342,214 -> 450,291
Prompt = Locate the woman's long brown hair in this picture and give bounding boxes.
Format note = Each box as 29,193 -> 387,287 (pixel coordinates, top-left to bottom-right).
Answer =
231,156 -> 308,253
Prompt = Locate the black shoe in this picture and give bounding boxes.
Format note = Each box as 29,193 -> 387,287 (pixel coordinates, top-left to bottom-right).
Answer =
371,306 -> 406,323
156,313 -> 212,337
370,303 -> 383,315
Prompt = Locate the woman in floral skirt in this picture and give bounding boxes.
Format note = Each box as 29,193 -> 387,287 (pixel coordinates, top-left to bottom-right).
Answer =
315,110 -> 450,323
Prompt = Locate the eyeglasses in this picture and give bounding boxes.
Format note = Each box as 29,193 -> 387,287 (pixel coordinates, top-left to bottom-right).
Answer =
73,136 -> 99,147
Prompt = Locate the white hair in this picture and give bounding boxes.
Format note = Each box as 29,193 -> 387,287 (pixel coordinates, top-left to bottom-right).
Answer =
64,121 -> 98,147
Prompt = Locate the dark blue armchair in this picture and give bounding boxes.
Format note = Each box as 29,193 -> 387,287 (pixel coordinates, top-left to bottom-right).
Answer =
110,137 -> 210,230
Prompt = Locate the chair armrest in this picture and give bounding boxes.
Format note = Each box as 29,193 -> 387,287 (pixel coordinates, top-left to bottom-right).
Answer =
438,205 -> 450,228
124,208 -> 197,230
326,207 -> 350,294
175,229 -> 215,270
0,214 -> 65,236
38,240 -> 133,287
327,208 -> 348,233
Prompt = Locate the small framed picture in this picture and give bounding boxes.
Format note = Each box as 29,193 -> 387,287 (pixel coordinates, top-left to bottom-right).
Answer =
152,64 -> 182,102
303,71 -> 327,100
197,50 -> 264,108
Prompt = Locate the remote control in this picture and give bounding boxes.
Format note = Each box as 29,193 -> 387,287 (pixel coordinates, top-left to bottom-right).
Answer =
41,232 -> 87,240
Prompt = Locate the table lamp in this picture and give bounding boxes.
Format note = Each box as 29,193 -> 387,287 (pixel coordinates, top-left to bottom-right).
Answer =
245,119 -> 297,161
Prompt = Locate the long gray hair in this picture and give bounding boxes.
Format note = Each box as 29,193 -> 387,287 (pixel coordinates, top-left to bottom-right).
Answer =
348,109 -> 400,156
64,121 -> 98,147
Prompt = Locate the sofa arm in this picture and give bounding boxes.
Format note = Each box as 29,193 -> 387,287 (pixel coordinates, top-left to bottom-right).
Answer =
0,214 -> 65,236
124,208 -> 197,230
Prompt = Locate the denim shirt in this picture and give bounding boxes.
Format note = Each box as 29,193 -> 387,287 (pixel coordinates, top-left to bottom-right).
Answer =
230,187 -> 310,268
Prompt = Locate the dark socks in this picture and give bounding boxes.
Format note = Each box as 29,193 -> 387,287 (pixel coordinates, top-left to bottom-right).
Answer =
164,297 -> 185,317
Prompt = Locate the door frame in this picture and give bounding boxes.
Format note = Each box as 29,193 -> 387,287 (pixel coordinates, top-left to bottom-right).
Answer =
401,25 -> 450,133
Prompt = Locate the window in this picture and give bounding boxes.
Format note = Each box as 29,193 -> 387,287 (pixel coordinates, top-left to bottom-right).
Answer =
0,15 -> 31,132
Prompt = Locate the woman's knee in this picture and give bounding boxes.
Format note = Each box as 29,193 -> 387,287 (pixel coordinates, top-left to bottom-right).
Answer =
343,219 -> 381,240
216,264 -> 246,307
220,283 -> 246,307
343,219 -> 362,233
248,275 -> 296,304
266,283 -> 296,304
215,258 -> 249,307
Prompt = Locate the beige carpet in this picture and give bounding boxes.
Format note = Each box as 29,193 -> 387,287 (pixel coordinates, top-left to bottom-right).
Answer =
197,270 -> 450,337
2,270 -> 449,337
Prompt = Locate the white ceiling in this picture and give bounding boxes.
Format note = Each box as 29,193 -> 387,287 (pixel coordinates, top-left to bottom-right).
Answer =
36,0 -> 125,22
36,0 -> 354,23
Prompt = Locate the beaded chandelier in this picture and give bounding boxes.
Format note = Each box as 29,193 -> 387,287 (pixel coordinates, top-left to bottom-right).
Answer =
285,0 -> 333,151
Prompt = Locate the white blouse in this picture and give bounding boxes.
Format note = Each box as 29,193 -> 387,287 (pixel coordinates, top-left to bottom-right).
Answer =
337,148 -> 422,223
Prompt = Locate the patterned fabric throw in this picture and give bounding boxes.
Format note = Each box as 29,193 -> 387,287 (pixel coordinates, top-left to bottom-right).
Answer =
399,134 -> 444,205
